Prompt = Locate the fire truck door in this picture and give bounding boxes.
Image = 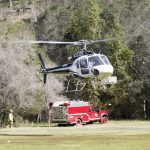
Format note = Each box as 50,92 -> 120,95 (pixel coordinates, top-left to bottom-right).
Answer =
88,107 -> 99,119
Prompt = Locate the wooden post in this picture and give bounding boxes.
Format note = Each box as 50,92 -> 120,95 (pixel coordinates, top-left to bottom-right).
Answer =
144,100 -> 147,119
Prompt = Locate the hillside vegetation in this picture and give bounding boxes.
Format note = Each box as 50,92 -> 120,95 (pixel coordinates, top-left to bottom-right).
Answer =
0,0 -> 150,126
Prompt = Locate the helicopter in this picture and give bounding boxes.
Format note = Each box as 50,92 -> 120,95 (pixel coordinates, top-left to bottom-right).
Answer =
16,39 -> 117,91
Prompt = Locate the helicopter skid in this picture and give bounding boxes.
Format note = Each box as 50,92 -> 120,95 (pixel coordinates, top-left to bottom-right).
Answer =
65,79 -> 86,92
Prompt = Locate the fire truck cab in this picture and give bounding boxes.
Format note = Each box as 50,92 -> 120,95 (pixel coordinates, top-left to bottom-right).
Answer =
50,100 -> 108,126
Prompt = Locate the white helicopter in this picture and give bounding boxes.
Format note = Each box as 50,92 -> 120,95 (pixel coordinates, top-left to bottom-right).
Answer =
20,39 -> 117,91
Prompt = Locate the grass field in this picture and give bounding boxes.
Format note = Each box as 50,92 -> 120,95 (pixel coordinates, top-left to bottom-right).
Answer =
0,121 -> 150,150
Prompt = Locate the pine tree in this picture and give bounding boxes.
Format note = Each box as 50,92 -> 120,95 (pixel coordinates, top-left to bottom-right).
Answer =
65,0 -> 102,40
107,16 -> 133,80
104,15 -> 134,118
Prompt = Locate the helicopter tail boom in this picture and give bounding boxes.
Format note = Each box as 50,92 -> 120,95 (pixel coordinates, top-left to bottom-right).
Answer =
38,53 -> 72,85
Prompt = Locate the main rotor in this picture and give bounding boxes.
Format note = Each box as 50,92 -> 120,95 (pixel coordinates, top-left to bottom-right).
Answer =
78,40 -> 88,50
12,38 -> 113,50
12,38 -> 113,60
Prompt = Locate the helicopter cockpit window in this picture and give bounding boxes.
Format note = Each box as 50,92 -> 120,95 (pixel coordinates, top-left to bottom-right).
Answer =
88,56 -> 103,67
100,55 -> 110,65
80,59 -> 88,68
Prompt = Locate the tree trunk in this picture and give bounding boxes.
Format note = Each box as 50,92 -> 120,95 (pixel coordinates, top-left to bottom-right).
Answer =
9,0 -> 13,7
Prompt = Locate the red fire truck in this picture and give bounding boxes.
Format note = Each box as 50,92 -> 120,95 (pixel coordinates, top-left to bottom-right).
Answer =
50,100 -> 108,126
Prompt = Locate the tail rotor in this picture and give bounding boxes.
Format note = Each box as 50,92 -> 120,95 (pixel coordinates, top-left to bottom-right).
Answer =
37,52 -> 47,85
38,52 -> 46,70
43,74 -> 47,85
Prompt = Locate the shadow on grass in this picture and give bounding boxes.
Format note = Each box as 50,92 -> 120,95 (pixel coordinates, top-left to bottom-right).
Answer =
0,134 -> 53,136
52,123 -> 94,127
51,124 -> 74,127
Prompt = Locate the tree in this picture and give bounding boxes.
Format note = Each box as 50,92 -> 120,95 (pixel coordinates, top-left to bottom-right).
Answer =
108,17 -> 133,80
100,10 -> 134,118
9,0 -> 13,7
128,36 -> 150,119
65,0 -> 102,41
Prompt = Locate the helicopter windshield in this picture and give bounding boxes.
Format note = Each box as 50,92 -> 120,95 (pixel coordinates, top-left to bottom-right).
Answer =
100,55 -> 110,65
88,56 -> 104,67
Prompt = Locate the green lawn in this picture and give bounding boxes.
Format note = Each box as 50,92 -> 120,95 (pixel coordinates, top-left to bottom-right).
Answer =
0,121 -> 150,150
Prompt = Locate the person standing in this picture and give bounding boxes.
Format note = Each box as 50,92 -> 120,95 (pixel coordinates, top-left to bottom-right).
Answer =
48,103 -> 53,125
8,110 -> 14,128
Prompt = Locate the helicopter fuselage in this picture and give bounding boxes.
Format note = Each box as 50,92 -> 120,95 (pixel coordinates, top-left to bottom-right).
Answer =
70,53 -> 113,80
40,53 -> 113,81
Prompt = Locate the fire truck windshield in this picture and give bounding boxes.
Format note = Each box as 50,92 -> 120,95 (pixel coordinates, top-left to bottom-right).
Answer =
91,107 -> 99,112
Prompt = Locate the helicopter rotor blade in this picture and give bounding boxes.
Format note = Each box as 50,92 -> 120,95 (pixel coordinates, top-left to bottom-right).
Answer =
89,38 -> 115,44
12,38 -> 116,48
12,40 -> 82,45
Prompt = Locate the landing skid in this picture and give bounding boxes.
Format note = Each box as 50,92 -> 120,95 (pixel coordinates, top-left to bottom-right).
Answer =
65,79 -> 86,92
65,76 -> 117,92
65,78 -> 100,92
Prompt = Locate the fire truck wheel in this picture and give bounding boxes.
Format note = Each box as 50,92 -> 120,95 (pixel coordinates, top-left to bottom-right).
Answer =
75,118 -> 82,126
100,116 -> 108,124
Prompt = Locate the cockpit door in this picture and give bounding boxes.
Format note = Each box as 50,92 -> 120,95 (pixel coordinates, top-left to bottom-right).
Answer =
79,58 -> 89,75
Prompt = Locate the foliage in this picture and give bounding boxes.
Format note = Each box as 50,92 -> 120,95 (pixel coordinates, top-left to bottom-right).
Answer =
103,13 -> 133,80
0,1 -> 67,127
106,17 -> 134,118
128,34 -> 150,119
0,103 -> 10,127
8,21 -> 25,33
65,0 -> 102,41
